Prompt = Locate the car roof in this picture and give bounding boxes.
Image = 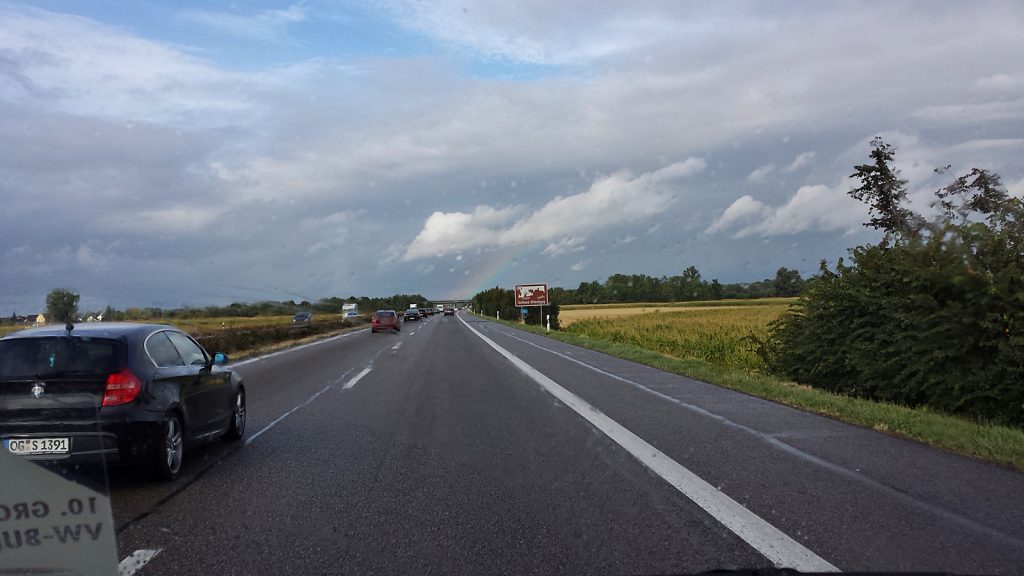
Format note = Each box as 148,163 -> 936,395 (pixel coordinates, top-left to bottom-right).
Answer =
1,322 -> 171,341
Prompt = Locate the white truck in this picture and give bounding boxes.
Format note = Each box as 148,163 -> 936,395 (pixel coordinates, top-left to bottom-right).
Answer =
342,303 -> 359,318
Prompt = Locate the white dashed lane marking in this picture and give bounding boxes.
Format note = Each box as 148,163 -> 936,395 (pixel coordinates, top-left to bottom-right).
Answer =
119,549 -> 161,576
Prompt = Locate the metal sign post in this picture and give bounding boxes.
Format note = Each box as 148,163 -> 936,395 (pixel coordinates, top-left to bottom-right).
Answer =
514,283 -> 549,328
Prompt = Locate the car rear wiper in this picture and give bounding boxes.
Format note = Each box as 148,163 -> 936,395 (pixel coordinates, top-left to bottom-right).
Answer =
33,370 -> 96,380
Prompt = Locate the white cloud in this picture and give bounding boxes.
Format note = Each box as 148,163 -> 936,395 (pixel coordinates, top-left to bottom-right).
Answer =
105,207 -> 224,234
0,6 -> 264,126
784,151 -> 816,173
974,73 -> 1024,92
402,205 -> 523,259
542,237 -> 586,257
1008,177 -> 1024,199
402,159 -> 703,259
179,5 -> 306,43
708,185 -> 866,238
747,163 -> 776,182
379,1 -> 675,65
913,98 -> 1024,124
705,195 -> 768,235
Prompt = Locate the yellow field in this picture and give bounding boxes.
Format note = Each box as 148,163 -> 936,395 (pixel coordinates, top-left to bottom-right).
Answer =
559,305 -> 765,327
563,302 -> 790,371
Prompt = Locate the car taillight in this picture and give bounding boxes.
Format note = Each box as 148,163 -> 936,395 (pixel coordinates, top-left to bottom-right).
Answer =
102,368 -> 142,407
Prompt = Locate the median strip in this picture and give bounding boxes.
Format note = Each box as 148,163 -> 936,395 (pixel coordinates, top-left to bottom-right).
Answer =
458,314 -> 838,573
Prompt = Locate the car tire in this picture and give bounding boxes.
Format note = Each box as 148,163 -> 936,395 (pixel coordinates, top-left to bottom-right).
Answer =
152,412 -> 184,481
223,388 -> 246,441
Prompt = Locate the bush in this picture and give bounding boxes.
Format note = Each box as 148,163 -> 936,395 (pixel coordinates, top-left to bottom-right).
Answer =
764,141 -> 1024,427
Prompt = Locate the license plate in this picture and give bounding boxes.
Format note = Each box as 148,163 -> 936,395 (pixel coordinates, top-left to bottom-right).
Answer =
3,437 -> 70,455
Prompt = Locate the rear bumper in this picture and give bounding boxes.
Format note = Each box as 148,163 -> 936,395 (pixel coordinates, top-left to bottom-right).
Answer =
0,420 -> 160,465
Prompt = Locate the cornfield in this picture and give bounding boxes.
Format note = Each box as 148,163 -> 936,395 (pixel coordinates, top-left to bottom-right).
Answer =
564,303 -> 790,371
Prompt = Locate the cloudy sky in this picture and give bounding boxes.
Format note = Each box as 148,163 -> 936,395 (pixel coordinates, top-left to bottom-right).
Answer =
1,1 -> 1022,313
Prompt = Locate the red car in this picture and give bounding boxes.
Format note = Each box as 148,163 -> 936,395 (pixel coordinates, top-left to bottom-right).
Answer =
371,310 -> 401,333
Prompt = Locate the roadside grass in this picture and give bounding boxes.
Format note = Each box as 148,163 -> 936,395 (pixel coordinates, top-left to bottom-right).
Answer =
0,325 -> 27,337
474,313 -> 1024,471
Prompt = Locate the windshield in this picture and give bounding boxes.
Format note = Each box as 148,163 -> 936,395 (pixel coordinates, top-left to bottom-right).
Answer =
2,2 -> 1023,576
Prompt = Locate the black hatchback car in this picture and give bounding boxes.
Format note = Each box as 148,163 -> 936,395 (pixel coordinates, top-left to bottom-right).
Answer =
0,322 -> 245,481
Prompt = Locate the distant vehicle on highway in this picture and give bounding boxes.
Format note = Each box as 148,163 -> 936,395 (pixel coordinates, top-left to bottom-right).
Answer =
292,311 -> 313,323
371,310 -> 400,333
404,309 -> 421,321
0,322 -> 245,481
418,308 -> 431,317
342,303 -> 359,318
443,308 -> 455,316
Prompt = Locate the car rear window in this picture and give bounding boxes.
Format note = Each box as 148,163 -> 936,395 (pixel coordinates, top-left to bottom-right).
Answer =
376,311 -> 396,319
0,337 -> 124,379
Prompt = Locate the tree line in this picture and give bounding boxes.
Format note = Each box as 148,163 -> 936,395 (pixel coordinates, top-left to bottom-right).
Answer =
552,266 -> 805,305
12,292 -> 435,324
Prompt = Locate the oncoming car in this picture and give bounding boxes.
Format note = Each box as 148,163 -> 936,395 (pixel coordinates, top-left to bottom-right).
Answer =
0,322 -> 245,481
371,310 -> 401,332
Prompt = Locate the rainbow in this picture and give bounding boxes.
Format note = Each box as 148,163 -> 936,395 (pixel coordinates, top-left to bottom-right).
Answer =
449,247 -> 529,300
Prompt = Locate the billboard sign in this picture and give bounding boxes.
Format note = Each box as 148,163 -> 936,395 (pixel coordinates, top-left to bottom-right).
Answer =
515,283 -> 549,307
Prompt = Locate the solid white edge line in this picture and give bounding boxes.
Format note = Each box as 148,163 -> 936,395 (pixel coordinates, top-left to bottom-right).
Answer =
342,367 -> 372,390
119,548 -> 162,576
457,314 -> 839,573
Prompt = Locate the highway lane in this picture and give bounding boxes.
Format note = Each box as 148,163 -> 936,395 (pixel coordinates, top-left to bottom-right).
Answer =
108,327 -> 384,530
468,317 -> 1024,574
107,311 -> 1024,575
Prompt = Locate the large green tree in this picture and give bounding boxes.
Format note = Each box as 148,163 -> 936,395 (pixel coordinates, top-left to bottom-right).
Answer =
45,288 -> 80,324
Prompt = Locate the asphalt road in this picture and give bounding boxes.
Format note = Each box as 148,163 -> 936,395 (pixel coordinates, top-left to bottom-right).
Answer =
106,311 -> 1024,575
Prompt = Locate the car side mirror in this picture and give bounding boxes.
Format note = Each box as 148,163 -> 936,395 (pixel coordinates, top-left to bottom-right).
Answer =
214,352 -> 229,365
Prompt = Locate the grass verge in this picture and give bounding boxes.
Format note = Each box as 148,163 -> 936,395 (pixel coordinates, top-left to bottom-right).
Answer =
475,314 -> 1024,471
